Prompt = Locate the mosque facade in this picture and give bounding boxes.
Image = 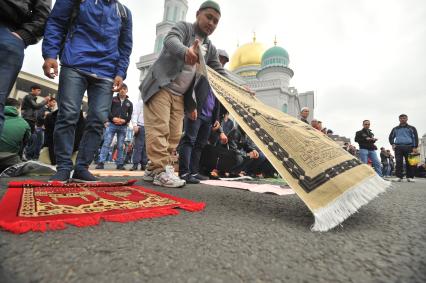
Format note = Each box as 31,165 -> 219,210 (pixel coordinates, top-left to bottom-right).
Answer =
137,0 -> 314,120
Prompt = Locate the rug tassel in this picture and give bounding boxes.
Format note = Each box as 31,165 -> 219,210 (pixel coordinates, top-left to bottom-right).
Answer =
0,203 -> 205,234
311,175 -> 391,232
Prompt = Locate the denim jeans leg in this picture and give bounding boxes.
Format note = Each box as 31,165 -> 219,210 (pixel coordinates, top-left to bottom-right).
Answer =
75,77 -> 113,171
132,126 -> 147,166
369,150 -> 383,177
140,126 -> 148,165
98,125 -> 115,163
190,117 -> 212,175
178,117 -> 202,176
115,126 -> 127,166
394,146 -> 405,178
359,149 -> 368,164
54,67 -> 88,172
0,26 -> 25,136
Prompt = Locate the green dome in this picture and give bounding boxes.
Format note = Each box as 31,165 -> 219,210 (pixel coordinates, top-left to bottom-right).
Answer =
261,46 -> 289,68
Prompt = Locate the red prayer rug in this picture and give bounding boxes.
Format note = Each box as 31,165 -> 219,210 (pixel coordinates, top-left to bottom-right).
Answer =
0,180 -> 205,234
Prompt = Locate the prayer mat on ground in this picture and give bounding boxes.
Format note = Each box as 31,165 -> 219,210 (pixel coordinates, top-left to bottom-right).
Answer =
200,180 -> 295,196
0,180 -> 205,234
198,51 -> 390,231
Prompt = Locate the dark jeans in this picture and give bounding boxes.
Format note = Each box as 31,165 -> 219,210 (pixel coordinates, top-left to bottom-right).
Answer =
24,119 -> 36,134
0,25 -> 25,136
26,128 -> 44,160
395,145 -> 415,178
54,66 -> 113,172
132,125 -> 147,166
98,123 -> 127,166
178,115 -> 212,176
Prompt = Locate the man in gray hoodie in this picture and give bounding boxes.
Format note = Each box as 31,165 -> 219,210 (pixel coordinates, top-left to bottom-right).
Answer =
140,1 -> 227,188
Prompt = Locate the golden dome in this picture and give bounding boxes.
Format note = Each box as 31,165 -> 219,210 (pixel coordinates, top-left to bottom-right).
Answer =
229,35 -> 266,71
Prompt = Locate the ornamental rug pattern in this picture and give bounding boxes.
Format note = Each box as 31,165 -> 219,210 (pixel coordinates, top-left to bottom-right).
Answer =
205,66 -> 365,194
19,186 -> 179,217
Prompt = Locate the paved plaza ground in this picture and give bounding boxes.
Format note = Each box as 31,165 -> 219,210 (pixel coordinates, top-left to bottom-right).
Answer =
0,174 -> 425,283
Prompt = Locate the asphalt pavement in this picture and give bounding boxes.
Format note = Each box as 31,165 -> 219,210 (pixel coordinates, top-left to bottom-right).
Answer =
0,176 -> 425,283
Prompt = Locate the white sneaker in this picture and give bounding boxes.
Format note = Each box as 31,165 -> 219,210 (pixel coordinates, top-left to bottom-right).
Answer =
396,178 -> 403,182
407,178 -> 415,183
153,165 -> 186,188
143,167 -> 156,182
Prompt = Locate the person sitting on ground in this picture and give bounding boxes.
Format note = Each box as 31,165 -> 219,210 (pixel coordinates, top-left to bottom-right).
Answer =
0,98 -> 31,172
225,125 -> 270,177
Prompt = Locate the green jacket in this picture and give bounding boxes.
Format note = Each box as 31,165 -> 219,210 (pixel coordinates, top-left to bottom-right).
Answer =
0,106 -> 31,154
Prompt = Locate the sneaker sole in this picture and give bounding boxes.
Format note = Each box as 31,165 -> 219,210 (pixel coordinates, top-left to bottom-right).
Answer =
143,176 -> 154,182
153,180 -> 186,188
48,180 -> 69,184
70,178 -> 100,183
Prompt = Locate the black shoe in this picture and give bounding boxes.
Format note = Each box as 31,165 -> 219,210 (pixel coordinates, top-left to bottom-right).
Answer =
116,165 -> 126,170
129,164 -> 138,171
192,173 -> 209,181
180,173 -> 200,184
71,170 -> 100,183
49,170 -> 71,183
95,163 -> 104,169
140,164 -> 146,171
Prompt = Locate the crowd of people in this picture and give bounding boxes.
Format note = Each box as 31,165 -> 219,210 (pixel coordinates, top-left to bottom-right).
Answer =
0,1 -> 424,186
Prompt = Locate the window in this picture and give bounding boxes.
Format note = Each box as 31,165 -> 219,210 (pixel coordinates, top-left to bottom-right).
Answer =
173,6 -> 178,21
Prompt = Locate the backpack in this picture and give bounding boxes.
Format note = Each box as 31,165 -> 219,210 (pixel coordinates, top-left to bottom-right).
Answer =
60,0 -> 128,53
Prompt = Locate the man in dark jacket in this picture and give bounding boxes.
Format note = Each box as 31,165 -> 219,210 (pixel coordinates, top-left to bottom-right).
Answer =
96,84 -> 133,170
0,0 -> 51,137
354,120 -> 383,177
42,0 -> 133,182
140,1 -> 228,188
21,84 -> 50,132
389,114 -> 419,182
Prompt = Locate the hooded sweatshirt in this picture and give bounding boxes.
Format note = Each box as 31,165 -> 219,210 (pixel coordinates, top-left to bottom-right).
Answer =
0,106 -> 31,153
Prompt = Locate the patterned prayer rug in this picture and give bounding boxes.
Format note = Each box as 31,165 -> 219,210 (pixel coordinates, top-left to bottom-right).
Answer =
198,48 -> 390,231
0,180 -> 205,234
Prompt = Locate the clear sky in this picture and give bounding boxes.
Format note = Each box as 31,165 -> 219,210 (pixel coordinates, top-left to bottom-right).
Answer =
22,0 -> 426,150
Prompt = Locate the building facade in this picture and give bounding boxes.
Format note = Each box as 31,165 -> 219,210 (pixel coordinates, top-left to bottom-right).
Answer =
136,1 -> 314,120
228,35 -> 314,119
420,133 -> 426,164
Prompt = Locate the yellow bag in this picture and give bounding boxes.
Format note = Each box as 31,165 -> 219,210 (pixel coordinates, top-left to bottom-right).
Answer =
408,153 -> 420,166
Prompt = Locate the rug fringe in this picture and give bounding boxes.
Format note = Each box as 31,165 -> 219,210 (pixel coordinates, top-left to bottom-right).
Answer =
0,205 -> 205,234
311,175 -> 391,232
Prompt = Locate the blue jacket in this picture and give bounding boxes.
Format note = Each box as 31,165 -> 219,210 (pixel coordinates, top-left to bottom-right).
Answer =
389,124 -> 418,147
42,0 -> 132,80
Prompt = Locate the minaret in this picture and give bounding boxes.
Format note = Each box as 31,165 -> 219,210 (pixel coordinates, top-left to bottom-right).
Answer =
153,0 -> 188,53
137,0 -> 188,89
